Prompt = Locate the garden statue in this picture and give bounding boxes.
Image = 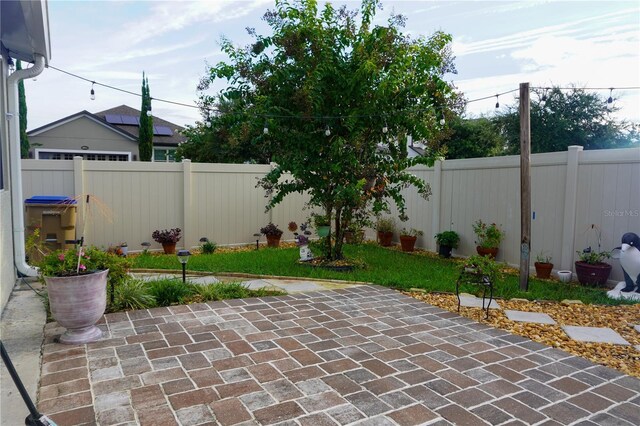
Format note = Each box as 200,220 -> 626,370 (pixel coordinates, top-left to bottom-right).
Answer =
607,232 -> 640,301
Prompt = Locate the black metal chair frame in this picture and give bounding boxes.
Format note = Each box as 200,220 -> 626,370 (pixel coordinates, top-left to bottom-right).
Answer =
456,268 -> 494,319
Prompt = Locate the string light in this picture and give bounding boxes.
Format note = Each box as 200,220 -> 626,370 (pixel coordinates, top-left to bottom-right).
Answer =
7,56 -> 15,72
541,89 -> 547,102
146,100 -> 152,117
382,121 -> 388,134
325,125 -> 331,136
495,94 -> 500,109
607,88 -> 613,104
263,121 -> 269,135
44,65 -> 640,120
90,82 -> 95,100
439,117 -> 446,126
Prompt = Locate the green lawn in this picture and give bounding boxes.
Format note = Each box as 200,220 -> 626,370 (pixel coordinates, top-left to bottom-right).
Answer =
132,244 -> 631,306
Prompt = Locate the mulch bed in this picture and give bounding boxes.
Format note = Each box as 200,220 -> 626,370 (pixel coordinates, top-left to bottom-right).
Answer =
406,291 -> 640,378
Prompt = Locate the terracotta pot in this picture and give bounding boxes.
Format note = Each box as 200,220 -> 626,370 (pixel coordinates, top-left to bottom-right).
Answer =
438,244 -> 453,258
162,242 -> 176,254
377,231 -> 394,247
534,262 -> 554,279
45,269 -> 108,344
344,230 -> 365,244
575,261 -> 612,287
400,235 -> 417,252
476,246 -> 498,259
266,235 -> 281,247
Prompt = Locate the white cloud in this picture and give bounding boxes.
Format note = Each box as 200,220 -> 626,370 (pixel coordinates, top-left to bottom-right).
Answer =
115,0 -> 273,46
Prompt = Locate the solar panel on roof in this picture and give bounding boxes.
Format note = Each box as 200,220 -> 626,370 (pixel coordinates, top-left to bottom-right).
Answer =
120,115 -> 138,125
153,126 -> 173,136
104,114 -> 123,124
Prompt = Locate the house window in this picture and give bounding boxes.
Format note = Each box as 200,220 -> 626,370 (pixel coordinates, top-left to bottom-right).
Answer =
36,150 -> 131,161
153,148 -> 176,162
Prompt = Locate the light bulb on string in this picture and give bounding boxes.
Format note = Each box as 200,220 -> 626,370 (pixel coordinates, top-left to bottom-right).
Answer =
541,89 -> 547,102
263,121 -> 269,135
90,82 -> 96,100
146,100 -> 152,117
607,88 -> 613,104
325,125 -> 331,136
8,56 -> 15,72
495,94 -> 499,109
439,117 -> 446,126
205,120 -> 211,128
382,121 -> 388,134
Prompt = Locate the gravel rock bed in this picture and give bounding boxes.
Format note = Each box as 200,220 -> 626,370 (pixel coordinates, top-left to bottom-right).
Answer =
407,291 -> 640,378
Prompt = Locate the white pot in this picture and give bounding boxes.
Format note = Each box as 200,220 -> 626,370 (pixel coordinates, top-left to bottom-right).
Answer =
299,245 -> 313,261
557,270 -> 572,283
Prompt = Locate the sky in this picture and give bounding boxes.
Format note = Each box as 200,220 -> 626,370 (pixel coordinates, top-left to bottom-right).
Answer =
23,0 -> 640,131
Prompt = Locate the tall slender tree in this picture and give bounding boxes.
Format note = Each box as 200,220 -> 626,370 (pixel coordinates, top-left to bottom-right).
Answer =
17,60 -> 30,158
138,73 -> 153,161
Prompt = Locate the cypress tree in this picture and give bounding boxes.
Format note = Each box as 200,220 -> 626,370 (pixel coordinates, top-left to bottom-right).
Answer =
138,73 -> 153,161
17,60 -> 30,158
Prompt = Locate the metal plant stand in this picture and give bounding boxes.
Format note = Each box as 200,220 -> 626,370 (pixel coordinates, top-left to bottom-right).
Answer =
1,341 -> 56,425
456,267 -> 494,320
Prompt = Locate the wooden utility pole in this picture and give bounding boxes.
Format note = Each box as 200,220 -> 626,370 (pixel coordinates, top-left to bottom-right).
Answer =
519,82 -> 531,291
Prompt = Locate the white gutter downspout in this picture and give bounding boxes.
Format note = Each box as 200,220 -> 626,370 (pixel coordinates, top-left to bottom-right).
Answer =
7,54 -> 45,277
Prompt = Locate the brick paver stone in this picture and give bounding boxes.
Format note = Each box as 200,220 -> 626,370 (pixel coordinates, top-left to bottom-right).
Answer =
38,285 -> 640,426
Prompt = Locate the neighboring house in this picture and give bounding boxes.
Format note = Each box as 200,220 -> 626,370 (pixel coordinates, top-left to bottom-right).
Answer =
27,104 -> 187,161
1,0 -> 51,312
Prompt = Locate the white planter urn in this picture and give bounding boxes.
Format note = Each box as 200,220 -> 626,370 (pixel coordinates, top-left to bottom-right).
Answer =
299,245 -> 313,261
45,269 -> 108,344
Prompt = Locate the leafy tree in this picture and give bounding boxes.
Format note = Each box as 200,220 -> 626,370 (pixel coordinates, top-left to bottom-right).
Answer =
442,116 -> 505,159
496,86 -> 638,154
176,99 -> 270,164
17,60 -> 29,158
138,73 -> 153,161
200,0 -> 461,260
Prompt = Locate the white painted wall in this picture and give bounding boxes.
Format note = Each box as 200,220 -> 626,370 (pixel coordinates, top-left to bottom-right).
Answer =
20,146 -> 640,283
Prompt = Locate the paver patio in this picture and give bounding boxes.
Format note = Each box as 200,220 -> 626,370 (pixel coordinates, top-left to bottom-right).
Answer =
38,285 -> 640,425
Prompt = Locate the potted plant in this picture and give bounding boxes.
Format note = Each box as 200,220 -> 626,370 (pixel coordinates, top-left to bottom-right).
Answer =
199,237 -> 217,254
461,254 -> 501,285
399,228 -> 423,252
376,217 -> 395,247
472,220 -> 504,259
534,252 -> 554,279
152,228 -> 182,254
575,247 -> 612,287
434,230 -> 460,258
119,242 -> 128,257
289,221 -> 313,260
38,246 -> 111,344
313,214 -> 331,238
260,222 -> 283,247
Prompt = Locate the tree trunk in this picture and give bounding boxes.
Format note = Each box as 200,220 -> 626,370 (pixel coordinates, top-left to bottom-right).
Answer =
334,206 -> 344,260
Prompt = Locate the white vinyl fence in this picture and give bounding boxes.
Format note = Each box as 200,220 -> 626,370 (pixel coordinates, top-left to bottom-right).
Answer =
21,146 -> 639,281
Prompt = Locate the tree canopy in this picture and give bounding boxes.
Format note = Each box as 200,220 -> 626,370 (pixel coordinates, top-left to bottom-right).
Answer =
198,0 -> 460,260
441,116 -> 505,159
496,87 -> 638,154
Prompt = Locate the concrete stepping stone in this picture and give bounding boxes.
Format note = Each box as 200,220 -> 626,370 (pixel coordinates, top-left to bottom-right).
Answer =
458,295 -> 501,309
266,280 -> 325,293
189,276 -> 221,285
562,325 -> 630,345
505,310 -> 556,324
241,279 -> 277,290
636,345 -> 640,352
634,324 -> 640,333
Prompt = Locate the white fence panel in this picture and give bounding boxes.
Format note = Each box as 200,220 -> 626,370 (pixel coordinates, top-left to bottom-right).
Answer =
20,146 -> 639,285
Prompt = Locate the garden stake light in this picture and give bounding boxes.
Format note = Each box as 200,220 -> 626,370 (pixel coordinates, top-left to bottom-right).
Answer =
177,250 -> 191,283
253,233 -> 261,250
